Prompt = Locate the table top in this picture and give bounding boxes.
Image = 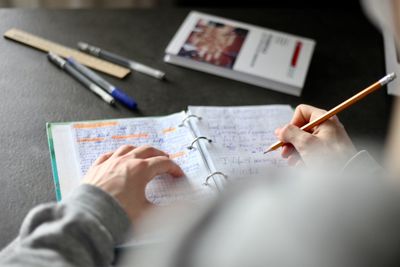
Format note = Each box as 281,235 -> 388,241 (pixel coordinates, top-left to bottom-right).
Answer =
0,8 -> 392,249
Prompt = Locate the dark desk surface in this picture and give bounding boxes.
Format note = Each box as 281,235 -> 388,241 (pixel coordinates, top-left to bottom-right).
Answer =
0,8 -> 392,249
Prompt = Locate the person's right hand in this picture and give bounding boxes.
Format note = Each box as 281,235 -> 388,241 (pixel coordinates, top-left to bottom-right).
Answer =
274,104 -> 357,167
82,145 -> 184,224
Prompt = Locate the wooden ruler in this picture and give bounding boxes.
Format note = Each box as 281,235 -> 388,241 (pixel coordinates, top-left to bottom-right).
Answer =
3,28 -> 130,79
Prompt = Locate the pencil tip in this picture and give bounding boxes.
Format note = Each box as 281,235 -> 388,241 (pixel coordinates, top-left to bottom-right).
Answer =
264,148 -> 272,154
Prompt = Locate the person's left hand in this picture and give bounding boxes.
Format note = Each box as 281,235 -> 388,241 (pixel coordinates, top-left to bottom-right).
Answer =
82,145 -> 184,223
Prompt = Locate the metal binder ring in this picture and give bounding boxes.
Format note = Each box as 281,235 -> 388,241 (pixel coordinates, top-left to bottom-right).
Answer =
187,136 -> 212,150
178,115 -> 202,127
204,171 -> 228,186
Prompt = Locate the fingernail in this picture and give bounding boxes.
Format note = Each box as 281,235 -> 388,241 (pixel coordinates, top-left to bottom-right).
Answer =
274,128 -> 280,135
174,170 -> 185,178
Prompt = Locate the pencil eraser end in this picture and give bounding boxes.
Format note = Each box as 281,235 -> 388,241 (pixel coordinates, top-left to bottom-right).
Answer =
380,73 -> 397,85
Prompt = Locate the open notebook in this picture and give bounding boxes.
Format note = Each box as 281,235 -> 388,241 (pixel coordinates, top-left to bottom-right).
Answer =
47,105 -> 293,204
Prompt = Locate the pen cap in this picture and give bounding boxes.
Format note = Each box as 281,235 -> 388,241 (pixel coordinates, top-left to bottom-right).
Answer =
47,52 -> 66,68
111,88 -> 137,110
77,42 -> 101,56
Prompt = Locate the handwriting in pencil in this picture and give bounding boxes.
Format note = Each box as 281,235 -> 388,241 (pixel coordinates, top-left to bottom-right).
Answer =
188,105 -> 293,180
72,112 -> 213,204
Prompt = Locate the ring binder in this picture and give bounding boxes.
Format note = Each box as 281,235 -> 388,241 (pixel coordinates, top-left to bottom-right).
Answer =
187,136 -> 212,150
178,114 -> 202,127
203,171 -> 227,186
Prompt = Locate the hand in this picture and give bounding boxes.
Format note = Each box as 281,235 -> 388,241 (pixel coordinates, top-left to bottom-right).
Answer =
275,104 -> 357,167
82,145 -> 184,223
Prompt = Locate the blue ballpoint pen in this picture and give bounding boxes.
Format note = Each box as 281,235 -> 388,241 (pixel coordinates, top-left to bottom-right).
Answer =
66,57 -> 137,110
47,52 -> 115,105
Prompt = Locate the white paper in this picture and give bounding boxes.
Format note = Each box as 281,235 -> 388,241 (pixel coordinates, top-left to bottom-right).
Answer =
188,105 -> 293,181
50,124 -> 81,200
71,112 -> 212,205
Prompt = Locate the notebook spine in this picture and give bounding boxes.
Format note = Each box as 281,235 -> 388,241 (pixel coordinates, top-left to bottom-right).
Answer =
178,114 -> 202,127
178,114 -> 227,188
187,136 -> 212,150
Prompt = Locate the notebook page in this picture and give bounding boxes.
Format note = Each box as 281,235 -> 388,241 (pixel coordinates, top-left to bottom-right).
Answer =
188,105 -> 293,181
71,112 -> 213,205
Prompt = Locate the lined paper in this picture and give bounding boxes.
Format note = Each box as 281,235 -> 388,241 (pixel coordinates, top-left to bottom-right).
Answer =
188,105 -> 293,180
71,112 -> 211,204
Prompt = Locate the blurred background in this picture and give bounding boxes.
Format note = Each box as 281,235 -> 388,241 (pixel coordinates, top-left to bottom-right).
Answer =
0,0 -> 361,9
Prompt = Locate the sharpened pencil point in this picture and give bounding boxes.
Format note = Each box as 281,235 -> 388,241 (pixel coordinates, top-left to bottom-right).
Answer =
264,148 -> 272,154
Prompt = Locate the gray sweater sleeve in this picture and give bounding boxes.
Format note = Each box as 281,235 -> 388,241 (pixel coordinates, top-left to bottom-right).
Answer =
0,184 -> 131,267
342,150 -> 381,174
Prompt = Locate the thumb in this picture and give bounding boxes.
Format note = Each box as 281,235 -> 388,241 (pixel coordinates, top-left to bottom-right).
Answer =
276,124 -> 317,155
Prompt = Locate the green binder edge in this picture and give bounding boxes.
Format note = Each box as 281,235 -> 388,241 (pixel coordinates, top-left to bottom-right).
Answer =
46,122 -> 63,202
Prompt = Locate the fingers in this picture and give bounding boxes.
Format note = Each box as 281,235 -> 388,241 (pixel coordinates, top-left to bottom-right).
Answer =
291,104 -> 327,127
93,151 -> 113,165
145,156 -> 184,181
276,124 -> 317,154
103,145 -> 184,185
112,145 -> 169,160
127,145 -> 168,159
287,152 -> 300,166
111,145 -> 136,158
281,144 -> 295,158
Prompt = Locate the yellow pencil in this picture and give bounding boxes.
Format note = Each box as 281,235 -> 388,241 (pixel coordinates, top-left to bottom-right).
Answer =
264,73 -> 396,154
